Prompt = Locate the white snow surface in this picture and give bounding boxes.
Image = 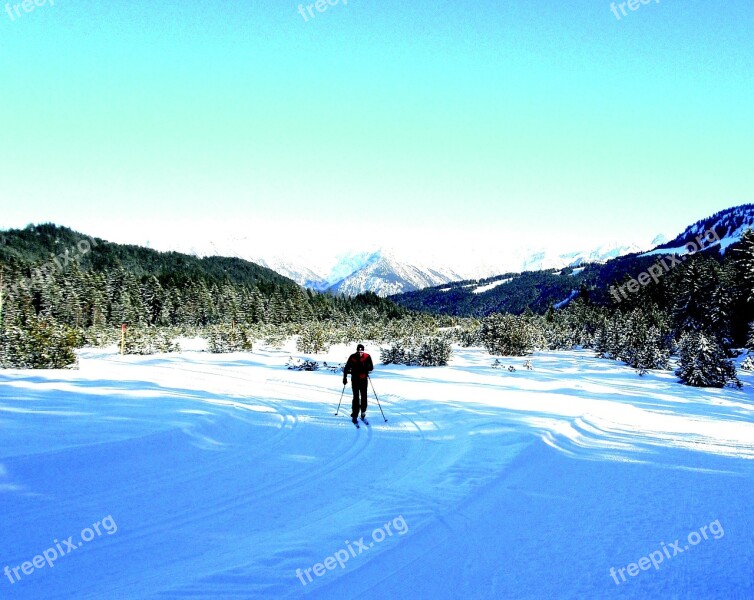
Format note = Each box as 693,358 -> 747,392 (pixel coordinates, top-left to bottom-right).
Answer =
472,278 -> 512,294
1,345 -> 753,599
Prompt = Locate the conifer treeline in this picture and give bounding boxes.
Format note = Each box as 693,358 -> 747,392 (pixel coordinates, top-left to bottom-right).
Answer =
0,224 -> 409,329
1,225 -> 753,390
0,224 -> 426,367
0,261 -> 388,329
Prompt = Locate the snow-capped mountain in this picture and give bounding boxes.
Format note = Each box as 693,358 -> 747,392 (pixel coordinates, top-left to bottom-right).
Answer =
247,256 -> 328,290
518,240 -> 647,272
326,251 -> 465,297
317,239 -> 665,297
247,241 -> 666,296
154,225 -> 690,298
187,237 -> 667,297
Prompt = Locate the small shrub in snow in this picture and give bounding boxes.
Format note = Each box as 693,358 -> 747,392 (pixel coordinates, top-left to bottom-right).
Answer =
479,313 -> 541,356
296,324 -> 330,354
0,316 -> 81,369
287,357 -> 319,371
381,337 -> 452,367
123,328 -> 180,355
80,326 -> 120,348
457,326 -> 482,348
381,341 -> 407,365
413,337 -> 452,366
593,309 -> 671,375
259,325 -> 289,349
740,355 -> 754,371
203,323 -> 253,353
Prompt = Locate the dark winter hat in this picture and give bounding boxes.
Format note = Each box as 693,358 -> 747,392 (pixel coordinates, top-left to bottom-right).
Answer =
356,344 -> 365,351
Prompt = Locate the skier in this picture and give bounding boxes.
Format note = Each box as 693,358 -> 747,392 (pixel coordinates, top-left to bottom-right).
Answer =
343,343 -> 374,425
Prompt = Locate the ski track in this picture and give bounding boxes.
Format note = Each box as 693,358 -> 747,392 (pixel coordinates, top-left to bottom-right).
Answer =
1,346 -> 753,599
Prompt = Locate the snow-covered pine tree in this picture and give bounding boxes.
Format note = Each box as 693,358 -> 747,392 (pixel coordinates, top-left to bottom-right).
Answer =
141,276 -> 165,326
631,325 -> 671,375
593,317 -> 610,359
415,337 -> 452,366
380,341 -> 406,365
123,327 -> 180,355
479,313 -> 537,356
707,282 -> 734,351
0,315 -> 81,369
86,271 -> 109,327
296,322 -> 330,354
204,323 -> 253,353
380,336 -> 451,367
675,331 -> 740,388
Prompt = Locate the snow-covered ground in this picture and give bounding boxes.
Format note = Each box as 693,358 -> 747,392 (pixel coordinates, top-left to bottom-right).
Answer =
472,279 -> 512,294
1,343 -> 753,599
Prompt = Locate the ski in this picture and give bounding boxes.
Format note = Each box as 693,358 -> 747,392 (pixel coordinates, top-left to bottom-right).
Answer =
360,417 -> 369,426
352,420 -> 360,429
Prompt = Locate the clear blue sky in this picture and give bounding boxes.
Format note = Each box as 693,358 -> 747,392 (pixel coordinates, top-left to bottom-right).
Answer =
0,0 -> 752,257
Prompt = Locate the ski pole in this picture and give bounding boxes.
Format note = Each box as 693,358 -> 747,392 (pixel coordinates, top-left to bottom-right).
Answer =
368,376 -> 387,422
334,383 -> 346,416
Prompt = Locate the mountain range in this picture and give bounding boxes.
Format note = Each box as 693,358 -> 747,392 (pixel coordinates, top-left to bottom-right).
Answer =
389,203 -> 754,317
190,235 -> 672,298
10,205 -> 747,303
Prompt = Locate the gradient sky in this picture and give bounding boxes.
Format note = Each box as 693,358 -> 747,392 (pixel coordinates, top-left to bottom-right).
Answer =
0,0 -> 752,261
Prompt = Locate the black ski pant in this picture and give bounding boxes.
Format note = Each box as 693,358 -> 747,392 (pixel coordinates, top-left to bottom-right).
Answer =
351,378 -> 368,418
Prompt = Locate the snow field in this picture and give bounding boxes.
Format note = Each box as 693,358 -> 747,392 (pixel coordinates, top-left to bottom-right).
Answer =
0,342 -> 752,599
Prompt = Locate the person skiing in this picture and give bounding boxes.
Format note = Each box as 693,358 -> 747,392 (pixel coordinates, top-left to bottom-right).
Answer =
343,343 -> 374,425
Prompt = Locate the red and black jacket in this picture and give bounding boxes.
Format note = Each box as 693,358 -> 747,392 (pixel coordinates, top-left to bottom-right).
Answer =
344,352 -> 374,380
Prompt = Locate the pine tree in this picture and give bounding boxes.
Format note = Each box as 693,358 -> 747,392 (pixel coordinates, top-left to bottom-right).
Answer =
0,315 -> 81,368
675,331 -> 740,388
142,276 -> 165,326
85,271 -> 108,327
673,257 -> 716,334
204,323 -> 253,353
267,289 -> 286,325
733,228 -> 754,305
123,327 -> 180,355
380,342 -> 406,365
415,337 -> 452,366
296,322 -> 330,353
479,313 -> 538,356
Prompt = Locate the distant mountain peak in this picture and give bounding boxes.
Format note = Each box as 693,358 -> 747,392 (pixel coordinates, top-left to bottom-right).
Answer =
325,251 -> 465,297
651,233 -> 669,246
